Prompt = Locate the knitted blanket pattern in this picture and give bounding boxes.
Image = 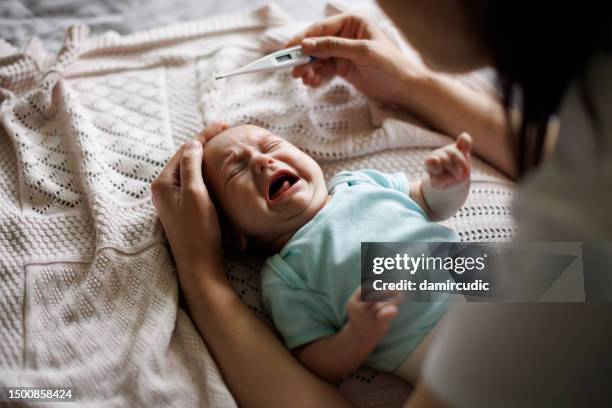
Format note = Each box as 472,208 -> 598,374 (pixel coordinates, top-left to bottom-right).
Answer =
0,4 -> 515,407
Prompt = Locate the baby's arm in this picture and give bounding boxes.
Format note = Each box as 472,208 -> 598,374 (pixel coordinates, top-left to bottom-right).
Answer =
410,133 -> 472,221
294,288 -> 400,382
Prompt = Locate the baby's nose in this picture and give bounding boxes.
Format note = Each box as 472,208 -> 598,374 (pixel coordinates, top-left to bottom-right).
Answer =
253,154 -> 274,173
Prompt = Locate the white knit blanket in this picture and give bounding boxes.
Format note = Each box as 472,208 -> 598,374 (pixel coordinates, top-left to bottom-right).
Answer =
0,3 -> 515,407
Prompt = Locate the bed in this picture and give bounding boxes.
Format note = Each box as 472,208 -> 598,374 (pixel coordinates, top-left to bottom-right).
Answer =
0,1 -> 515,406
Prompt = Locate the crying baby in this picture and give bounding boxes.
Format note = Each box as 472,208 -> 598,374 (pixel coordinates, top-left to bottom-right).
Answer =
199,123 -> 472,383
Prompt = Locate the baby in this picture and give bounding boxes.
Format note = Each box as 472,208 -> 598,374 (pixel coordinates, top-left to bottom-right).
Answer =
200,123 -> 471,383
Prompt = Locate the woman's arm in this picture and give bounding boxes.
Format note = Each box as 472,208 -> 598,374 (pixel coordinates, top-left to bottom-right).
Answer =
404,383 -> 449,408
294,328 -> 375,383
400,71 -> 517,178
151,130 -> 352,408
183,263 -> 351,408
287,13 -> 518,178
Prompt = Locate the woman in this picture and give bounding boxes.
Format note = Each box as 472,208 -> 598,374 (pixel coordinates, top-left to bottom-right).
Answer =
151,1 -> 612,406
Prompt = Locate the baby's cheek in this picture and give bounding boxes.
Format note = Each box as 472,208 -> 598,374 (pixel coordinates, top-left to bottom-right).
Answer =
227,186 -> 257,215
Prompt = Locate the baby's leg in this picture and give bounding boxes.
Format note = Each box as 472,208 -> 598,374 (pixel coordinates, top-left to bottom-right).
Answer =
394,316 -> 445,384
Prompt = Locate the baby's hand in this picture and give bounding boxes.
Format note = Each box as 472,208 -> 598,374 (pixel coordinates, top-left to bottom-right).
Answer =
425,133 -> 472,189
346,287 -> 401,346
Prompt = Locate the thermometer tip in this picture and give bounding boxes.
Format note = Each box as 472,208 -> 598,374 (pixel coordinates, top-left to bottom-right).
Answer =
214,74 -> 224,80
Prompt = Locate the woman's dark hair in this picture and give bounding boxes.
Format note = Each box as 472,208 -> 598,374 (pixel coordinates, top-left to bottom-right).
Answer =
466,2 -> 611,176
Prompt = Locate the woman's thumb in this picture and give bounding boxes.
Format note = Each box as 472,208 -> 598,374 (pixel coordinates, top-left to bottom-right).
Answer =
180,140 -> 205,194
302,36 -> 369,61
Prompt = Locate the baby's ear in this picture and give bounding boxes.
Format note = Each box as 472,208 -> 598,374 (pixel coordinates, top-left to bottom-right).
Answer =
219,217 -> 248,253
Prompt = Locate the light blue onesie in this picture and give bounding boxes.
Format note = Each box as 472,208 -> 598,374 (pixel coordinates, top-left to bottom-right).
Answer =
261,169 -> 459,372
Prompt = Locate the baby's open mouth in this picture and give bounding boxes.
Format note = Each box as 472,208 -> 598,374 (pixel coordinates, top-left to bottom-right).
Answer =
268,171 -> 299,201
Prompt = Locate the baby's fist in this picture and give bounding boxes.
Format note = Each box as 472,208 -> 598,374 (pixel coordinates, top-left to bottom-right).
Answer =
425,133 -> 472,189
346,287 -> 401,346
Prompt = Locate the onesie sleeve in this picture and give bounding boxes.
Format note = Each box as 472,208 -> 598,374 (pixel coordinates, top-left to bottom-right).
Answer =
261,261 -> 337,350
327,169 -> 409,194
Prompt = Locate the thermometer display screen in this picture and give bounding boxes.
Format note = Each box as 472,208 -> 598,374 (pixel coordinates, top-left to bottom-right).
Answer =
276,54 -> 292,62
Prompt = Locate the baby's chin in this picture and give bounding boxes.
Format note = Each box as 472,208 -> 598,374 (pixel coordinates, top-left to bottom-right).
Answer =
256,188 -> 325,245
284,185 -> 329,225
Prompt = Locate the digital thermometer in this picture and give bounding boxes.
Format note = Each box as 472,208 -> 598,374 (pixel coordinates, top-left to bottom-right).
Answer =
214,46 -> 314,80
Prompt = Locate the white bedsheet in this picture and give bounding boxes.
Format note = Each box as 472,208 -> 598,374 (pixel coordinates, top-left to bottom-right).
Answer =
1,2 -> 511,407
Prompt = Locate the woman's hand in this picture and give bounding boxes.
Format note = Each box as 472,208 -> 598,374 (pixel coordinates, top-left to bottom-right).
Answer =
150,125 -> 228,281
287,14 -> 516,178
285,13 -> 428,108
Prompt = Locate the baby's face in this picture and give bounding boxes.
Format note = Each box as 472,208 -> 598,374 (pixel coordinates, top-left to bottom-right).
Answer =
203,125 -> 328,250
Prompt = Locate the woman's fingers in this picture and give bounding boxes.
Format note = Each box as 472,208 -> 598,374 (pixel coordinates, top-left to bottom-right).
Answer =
152,138 -> 208,211
302,67 -> 316,86
285,13 -> 355,48
292,63 -> 310,79
312,60 -> 337,87
197,122 -> 230,143
285,14 -> 372,61
301,36 -> 371,62
149,137 -> 225,275
293,59 -> 338,88
151,144 -> 184,208
179,140 -> 205,195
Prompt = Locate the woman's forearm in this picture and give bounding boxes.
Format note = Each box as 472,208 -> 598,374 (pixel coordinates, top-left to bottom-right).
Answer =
399,70 -> 518,179
295,324 -> 379,383
405,382 -> 448,408
179,262 -> 352,408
